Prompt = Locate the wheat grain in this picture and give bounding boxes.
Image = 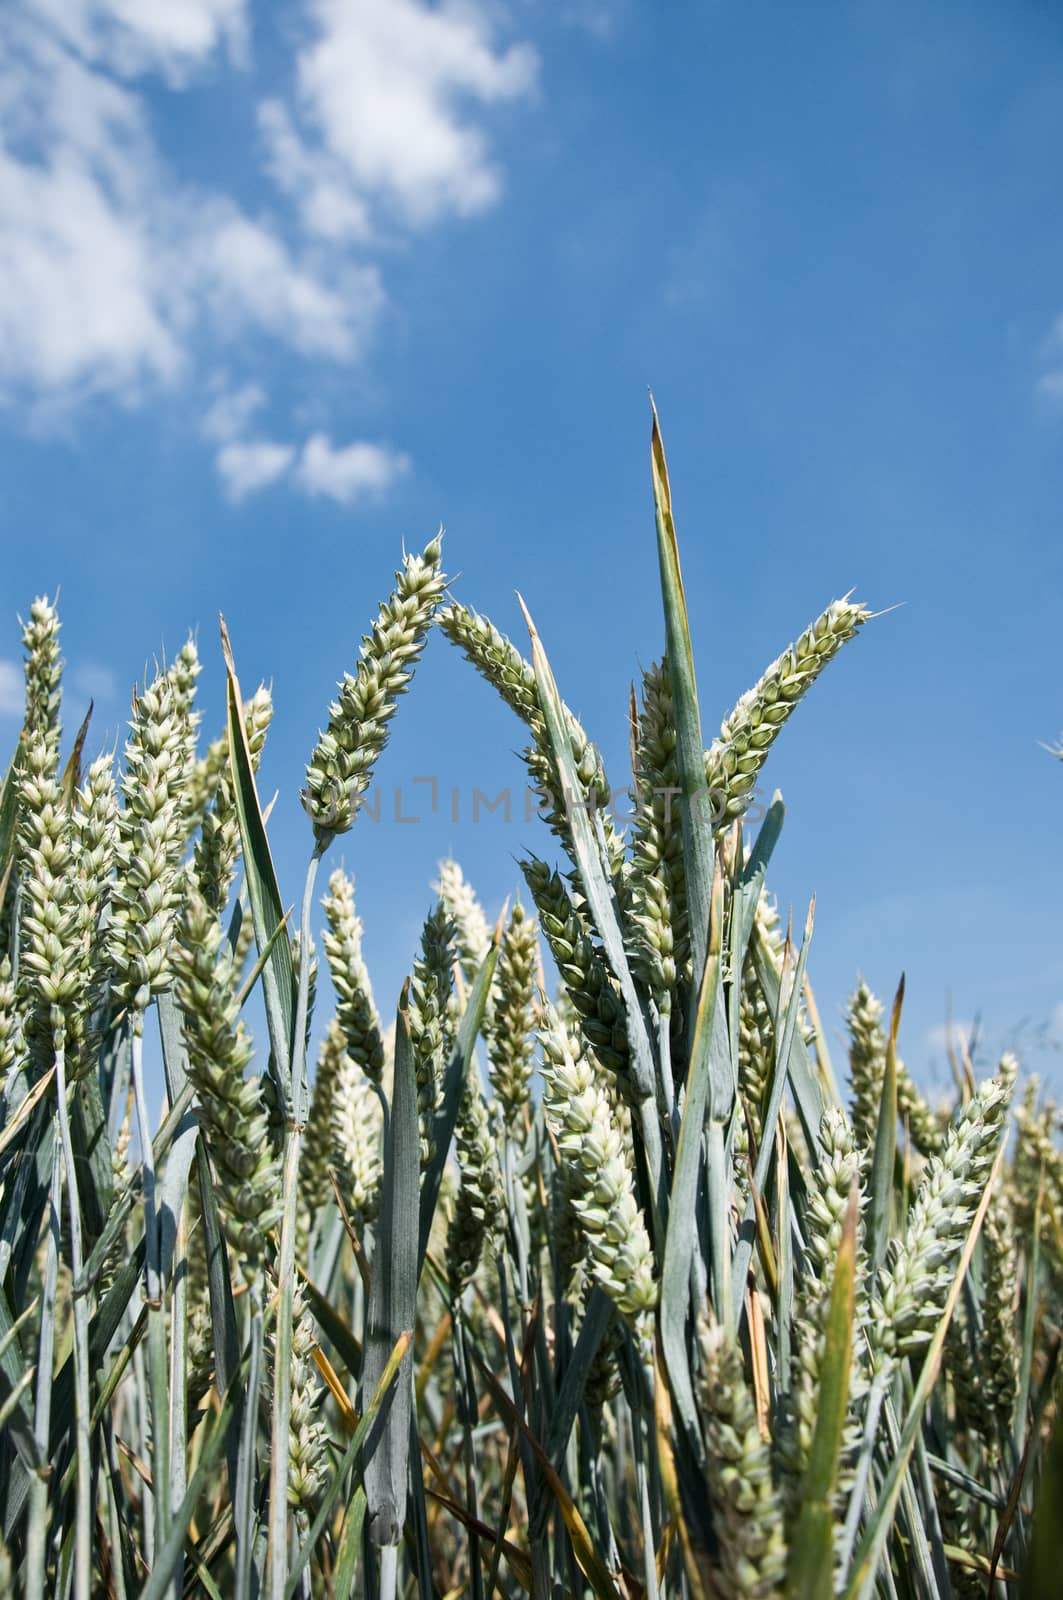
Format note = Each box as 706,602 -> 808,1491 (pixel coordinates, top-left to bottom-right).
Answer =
20,595 -> 62,774
871,1057 -> 1015,1366
434,857 -> 492,981
175,886 -> 281,1276
108,658 -> 197,1018
698,1315 -> 788,1599
706,596 -> 868,825
539,1005 -> 656,1330
487,899 -> 538,1123
303,535 -> 446,842
321,868 -> 385,1083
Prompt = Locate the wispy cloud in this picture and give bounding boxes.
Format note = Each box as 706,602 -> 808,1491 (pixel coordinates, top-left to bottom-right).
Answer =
202,381 -> 268,444
1036,314 -> 1063,400
1038,369 -> 1063,400
660,196 -> 743,315
556,1 -> 628,39
192,208 -> 381,362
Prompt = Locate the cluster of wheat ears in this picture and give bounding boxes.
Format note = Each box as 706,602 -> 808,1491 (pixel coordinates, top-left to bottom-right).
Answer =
0,411 -> 1060,1600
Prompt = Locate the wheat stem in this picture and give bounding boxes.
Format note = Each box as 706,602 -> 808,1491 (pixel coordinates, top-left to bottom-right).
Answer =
168,1198 -> 188,1599
54,1025 -> 92,1600
235,1290 -> 265,1600
26,1129 -> 62,1600
379,1542 -> 399,1600
268,848 -> 321,1598
131,1020 -> 171,1551
838,1368 -> 888,1579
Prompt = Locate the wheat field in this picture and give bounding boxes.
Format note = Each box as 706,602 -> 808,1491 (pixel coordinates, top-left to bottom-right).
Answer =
0,410 -> 1059,1599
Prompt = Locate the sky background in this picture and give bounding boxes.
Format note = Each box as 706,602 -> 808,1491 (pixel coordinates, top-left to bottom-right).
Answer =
3,0 -> 1063,1099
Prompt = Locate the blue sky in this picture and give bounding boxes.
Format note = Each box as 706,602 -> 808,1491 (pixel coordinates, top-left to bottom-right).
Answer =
3,0 -> 1063,1095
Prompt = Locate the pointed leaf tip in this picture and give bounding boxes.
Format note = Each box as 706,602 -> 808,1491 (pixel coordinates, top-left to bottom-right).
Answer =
219,613 -> 237,680
650,401 -> 672,515
514,590 -> 536,640
890,973 -> 906,1042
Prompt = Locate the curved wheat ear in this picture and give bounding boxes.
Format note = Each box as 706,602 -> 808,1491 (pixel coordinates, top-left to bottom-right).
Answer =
438,600 -> 626,875
538,1004 -> 656,1333
706,595 -> 869,825
437,602 -> 538,723
303,534 -> 445,843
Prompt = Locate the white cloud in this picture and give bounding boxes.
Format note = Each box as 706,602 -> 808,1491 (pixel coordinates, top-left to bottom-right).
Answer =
24,0 -> 248,83
262,0 -> 538,234
295,433 -> 410,503
0,660 -> 23,717
216,439 -> 296,502
0,9 -> 373,413
0,0 -> 536,497
0,27 -> 181,402
0,147 -> 182,398
202,381 -> 267,443
192,209 -> 379,360
258,100 -> 371,242
203,384 -> 411,505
